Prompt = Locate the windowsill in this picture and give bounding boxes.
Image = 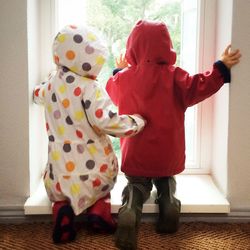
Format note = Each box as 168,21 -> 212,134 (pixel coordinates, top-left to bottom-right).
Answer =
24,174 -> 230,215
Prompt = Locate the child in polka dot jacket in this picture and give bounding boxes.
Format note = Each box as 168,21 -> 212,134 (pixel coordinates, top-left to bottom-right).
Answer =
106,20 -> 241,250
33,25 -> 146,244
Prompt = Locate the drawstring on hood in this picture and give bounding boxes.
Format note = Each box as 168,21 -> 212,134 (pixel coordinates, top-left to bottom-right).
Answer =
125,20 -> 176,66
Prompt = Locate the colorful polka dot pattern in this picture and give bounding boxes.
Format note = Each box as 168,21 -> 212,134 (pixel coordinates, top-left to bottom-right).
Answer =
53,25 -> 108,79
33,25 -> 145,216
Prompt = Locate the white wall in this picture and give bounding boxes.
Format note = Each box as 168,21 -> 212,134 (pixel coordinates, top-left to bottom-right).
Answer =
28,0 -> 48,196
0,0 -> 250,213
211,0 -> 250,212
211,0 -> 233,197
0,0 -> 29,207
227,0 -> 250,211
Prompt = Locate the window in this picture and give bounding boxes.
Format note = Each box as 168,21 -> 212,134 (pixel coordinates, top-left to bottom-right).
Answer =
26,0 -> 231,215
39,0 -> 215,173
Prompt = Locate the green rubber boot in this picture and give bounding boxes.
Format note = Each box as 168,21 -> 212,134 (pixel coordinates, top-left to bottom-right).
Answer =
115,185 -> 144,250
154,177 -> 181,234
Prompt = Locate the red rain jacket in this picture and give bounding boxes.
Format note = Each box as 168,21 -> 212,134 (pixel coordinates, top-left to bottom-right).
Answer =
106,20 -> 229,177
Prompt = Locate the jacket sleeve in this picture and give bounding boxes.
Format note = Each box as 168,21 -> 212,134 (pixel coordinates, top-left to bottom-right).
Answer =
106,73 -> 120,106
33,71 -> 56,105
174,60 -> 230,109
83,81 -> 145,137
33,82 -> 47,105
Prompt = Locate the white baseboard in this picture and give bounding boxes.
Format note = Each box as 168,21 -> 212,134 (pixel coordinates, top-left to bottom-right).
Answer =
1,209 -> 250,223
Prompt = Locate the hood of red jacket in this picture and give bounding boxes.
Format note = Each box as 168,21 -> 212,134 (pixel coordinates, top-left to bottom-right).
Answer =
125,20 -> 176,66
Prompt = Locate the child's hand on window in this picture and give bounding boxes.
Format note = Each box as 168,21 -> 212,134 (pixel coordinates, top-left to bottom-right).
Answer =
115,54 -> 129,69
221,45 -> 241,69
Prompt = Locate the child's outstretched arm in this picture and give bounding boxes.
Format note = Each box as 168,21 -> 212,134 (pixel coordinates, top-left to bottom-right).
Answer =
221,45 -> 241,69
83,82 -> 146,138
107,53 -> 128,103
174,45 -> 241,108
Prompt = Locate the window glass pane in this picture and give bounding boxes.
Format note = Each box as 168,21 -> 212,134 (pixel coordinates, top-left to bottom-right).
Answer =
185,106 -> 197,165
57,0 -> 198,168
180,0 -> 198,167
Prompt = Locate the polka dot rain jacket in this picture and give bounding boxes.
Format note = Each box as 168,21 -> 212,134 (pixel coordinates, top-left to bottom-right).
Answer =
33,25 -> 145,215
106,20 -> 230,177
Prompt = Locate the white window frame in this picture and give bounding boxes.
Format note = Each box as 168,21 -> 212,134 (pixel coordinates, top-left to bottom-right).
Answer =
25,0 -> 231,215
38,0 -> 216,175
193,0 -> 217,174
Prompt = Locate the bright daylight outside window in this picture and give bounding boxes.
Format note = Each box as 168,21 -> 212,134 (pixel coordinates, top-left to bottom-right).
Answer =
56,0 -> 199,169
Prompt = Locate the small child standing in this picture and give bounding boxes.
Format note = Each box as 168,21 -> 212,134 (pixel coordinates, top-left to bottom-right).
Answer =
106,20 -> 241,250
33,25 -> 145,244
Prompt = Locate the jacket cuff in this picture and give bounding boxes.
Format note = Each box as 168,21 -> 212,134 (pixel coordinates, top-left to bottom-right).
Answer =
113,68 -> 123,76
214,60 -> 231,83
128,115 -> 146,134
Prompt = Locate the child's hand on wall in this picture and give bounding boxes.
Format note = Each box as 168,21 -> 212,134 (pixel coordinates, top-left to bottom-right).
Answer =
221,45 -> 241,69
115,54 -> 129,69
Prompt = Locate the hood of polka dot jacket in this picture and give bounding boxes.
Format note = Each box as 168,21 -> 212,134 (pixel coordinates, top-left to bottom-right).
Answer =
53,25 -> 108,79
106,20 -> 228,177
33,25 -> 145,215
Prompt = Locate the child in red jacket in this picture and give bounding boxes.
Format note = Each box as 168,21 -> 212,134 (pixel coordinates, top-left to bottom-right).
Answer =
106,20 -> 241,250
